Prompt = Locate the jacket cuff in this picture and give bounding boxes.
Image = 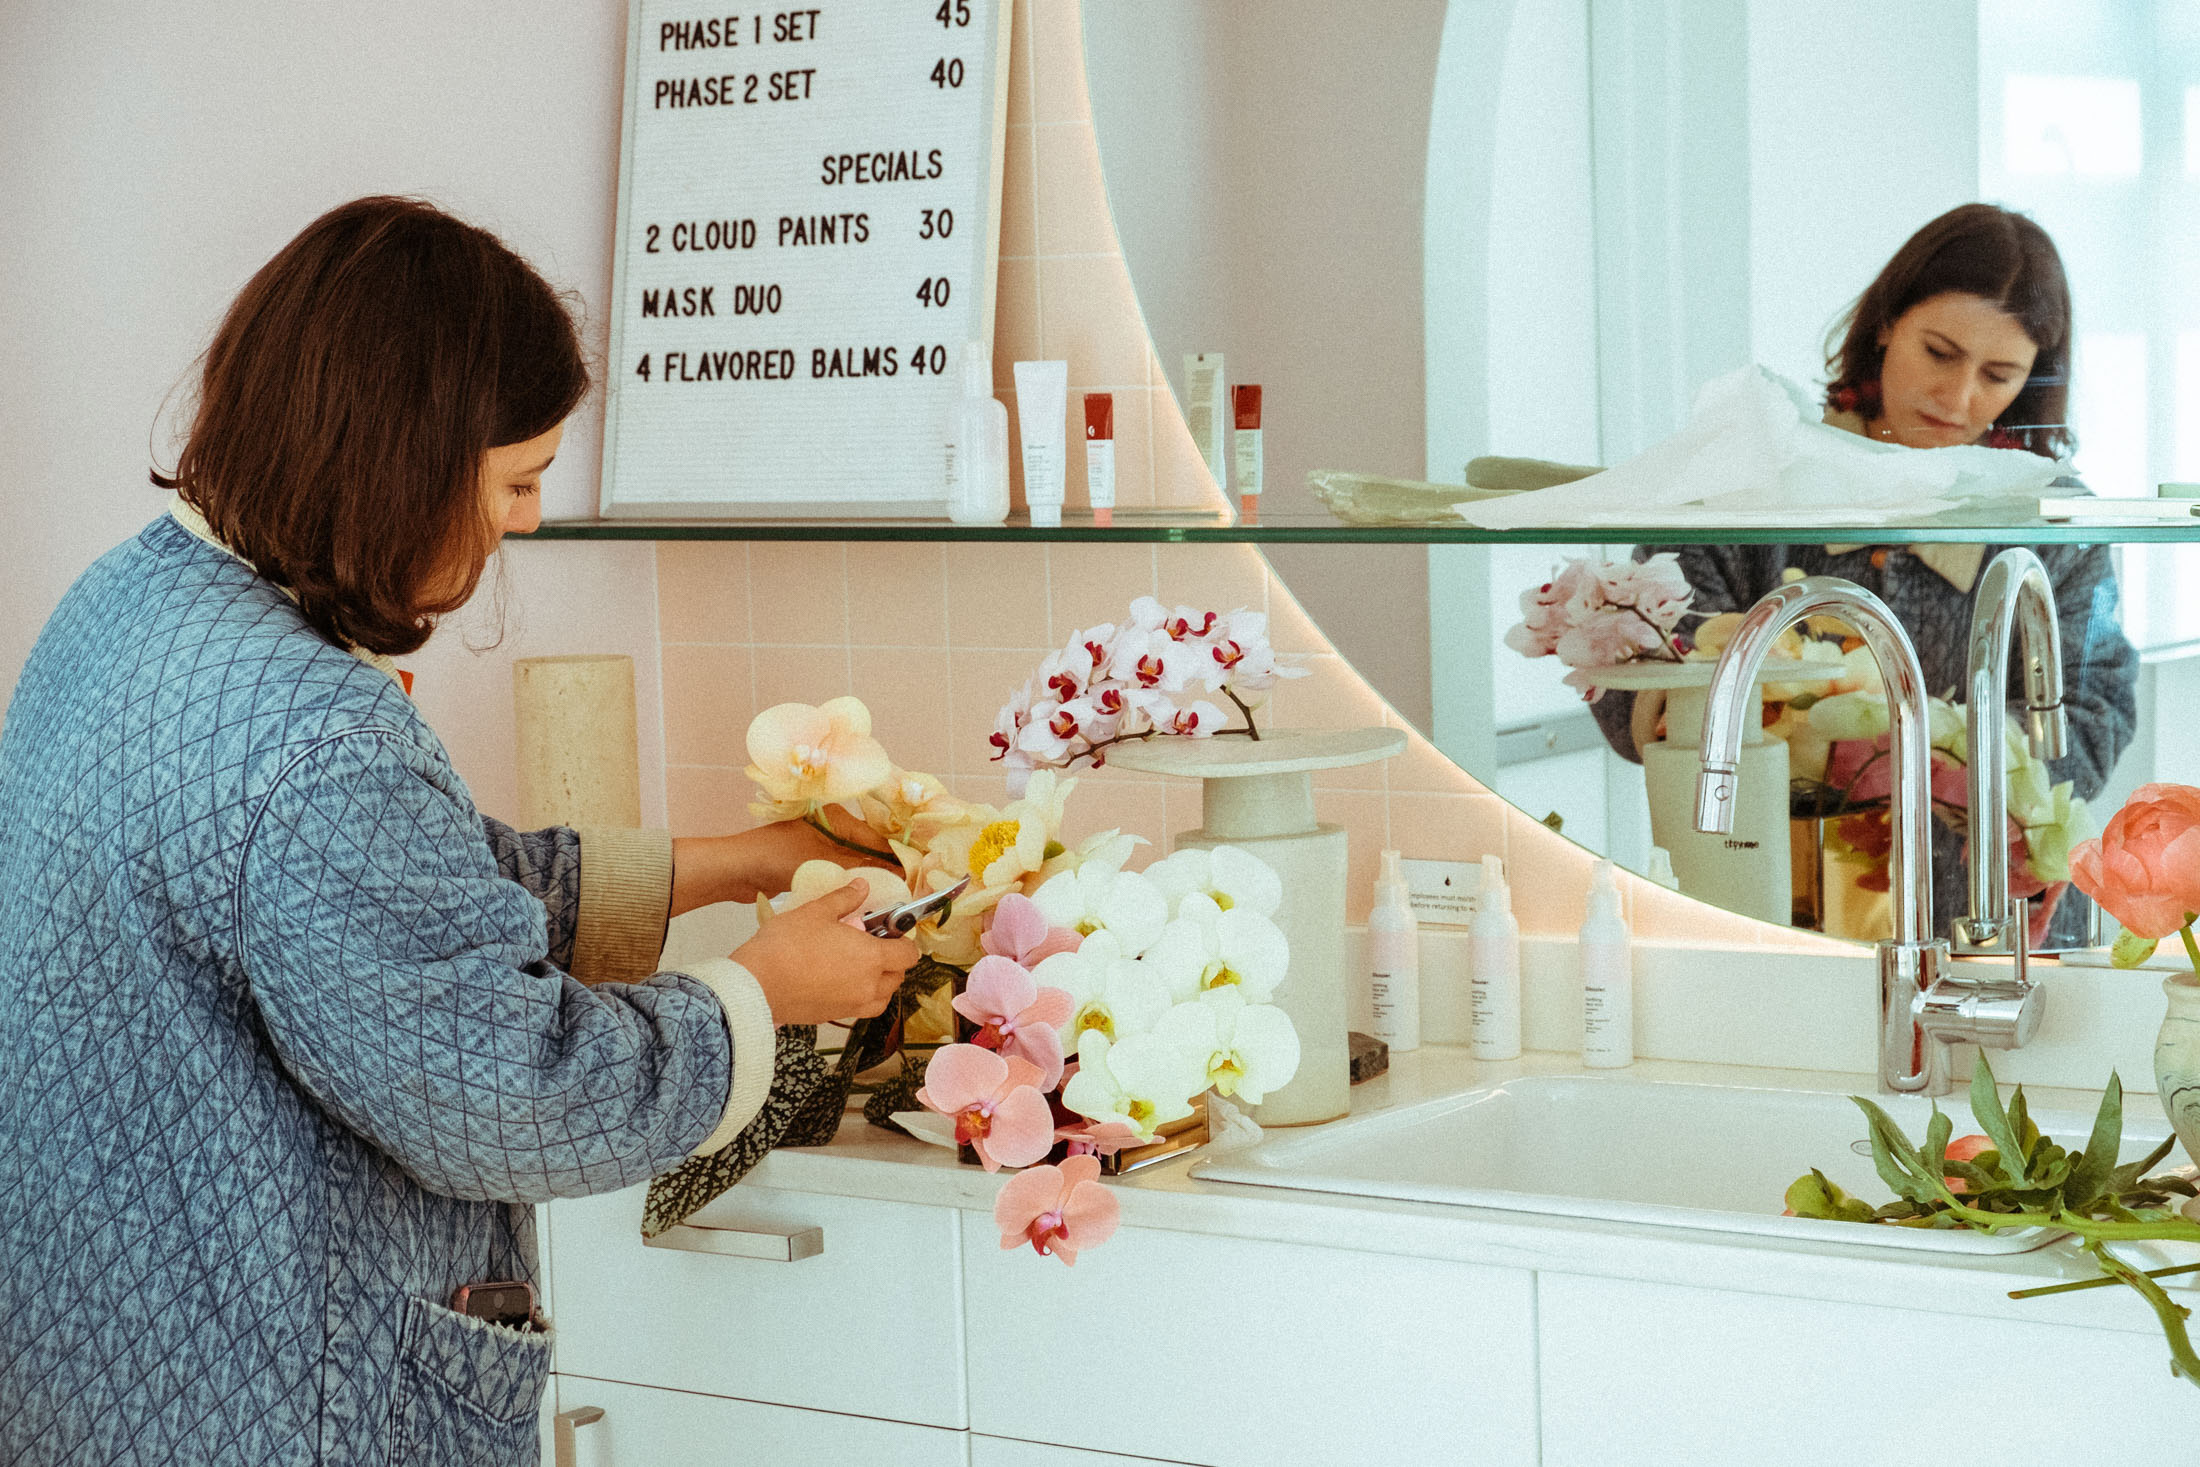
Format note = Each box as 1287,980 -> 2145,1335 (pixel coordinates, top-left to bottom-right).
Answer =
674,957 -> 777,1156
570,826 -> 673,984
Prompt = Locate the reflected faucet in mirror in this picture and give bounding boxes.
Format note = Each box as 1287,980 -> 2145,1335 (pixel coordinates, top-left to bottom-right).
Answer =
1692,577 -> 2043,1096
1952,547 -> 2068,961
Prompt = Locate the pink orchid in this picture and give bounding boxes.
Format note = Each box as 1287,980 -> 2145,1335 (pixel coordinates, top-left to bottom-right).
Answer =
951,955 -> 1074,1088
982,892 -> 1083,968
915,1045 -> 1055,1171
1054,1118 -> 1145,1157
994,1154 -> 1120,1264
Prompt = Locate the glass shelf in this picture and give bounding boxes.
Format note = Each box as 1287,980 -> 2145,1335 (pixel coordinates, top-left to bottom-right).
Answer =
521,507 -> 2200,545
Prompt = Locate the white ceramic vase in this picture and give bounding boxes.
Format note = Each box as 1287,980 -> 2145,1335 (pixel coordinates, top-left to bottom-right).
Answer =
2155,973 -> 2200,1168
1106,727 -> 1406,1127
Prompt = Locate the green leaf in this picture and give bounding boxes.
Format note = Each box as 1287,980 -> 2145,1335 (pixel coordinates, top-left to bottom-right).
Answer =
1924,1106 -> 1953,1178
2063,1071 -> 2125,1210
1853,1096 -> 1950,1206
2110,1134 -> 2180,1194
1969,1053 -> 2030,1188
2113,928 -> 2162,969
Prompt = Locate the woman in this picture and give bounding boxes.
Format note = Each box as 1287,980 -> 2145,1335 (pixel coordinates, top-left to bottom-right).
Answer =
0,197 -> 915,1465
1593,203 -> 2137,946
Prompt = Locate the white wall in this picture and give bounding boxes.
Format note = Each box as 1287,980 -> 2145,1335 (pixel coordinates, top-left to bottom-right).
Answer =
1746,0 -> 1982,391
0,0 -> 665,823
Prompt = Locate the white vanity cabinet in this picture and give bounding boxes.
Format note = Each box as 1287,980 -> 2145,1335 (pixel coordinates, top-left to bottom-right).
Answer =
1535,1273 -> 2200,1463
550,1378 -> 969,1465
543,1180 -> 1541,1467
544,1181 -> 967,1429
962,1223 -> 1539,1466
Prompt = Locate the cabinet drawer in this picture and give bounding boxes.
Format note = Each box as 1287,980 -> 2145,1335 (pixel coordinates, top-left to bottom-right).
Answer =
552,1376 -> 968,1466
546,1182 -> 965,1428
972,1436 -> 1204,1465
964,1224 -> 1536,1466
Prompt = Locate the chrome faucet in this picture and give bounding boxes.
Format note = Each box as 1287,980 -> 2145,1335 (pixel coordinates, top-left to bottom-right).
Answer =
1951,547 -> 2068,959
1692,575 -> 2040,1095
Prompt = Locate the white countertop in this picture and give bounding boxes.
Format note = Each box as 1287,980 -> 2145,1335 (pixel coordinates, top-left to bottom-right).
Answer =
733,1045 -> 2198,1341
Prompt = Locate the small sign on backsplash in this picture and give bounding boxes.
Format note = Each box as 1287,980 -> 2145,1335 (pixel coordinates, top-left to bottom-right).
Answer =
1399,858 -> 1481,926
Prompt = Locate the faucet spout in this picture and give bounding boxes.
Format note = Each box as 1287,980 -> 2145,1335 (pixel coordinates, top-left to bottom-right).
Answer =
1692,576 -> 1952,1091
1694,577 -> 1937,946
1955,548 -> 2065,955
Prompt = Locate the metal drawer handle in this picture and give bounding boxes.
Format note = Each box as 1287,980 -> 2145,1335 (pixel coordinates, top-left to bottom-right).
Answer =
553,1406 -> 603,1467
642,1220 -> 825,1262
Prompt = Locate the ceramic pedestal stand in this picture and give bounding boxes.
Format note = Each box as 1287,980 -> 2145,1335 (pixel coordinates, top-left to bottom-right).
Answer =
1592,658 -> 1839,929
1107,727 -> 1406,1127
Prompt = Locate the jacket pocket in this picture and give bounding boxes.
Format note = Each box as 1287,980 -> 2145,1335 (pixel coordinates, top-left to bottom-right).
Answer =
386,1294 -> 552,1467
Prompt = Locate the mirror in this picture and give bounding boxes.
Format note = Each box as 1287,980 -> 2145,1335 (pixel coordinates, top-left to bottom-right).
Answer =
1080,0 -> 2200,945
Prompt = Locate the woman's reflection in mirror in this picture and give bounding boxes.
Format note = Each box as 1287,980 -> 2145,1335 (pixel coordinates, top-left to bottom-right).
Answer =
1591,204 -> 2136,950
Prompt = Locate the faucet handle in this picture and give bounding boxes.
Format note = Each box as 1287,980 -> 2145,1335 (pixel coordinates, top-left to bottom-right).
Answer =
1918,898 -> 2044,1051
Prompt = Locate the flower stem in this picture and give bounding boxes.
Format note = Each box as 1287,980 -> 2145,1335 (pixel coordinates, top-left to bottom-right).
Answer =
1223,687 -> 1263,738
804,812 -> 896,863
2180,920 -> 2200,976
2083,1239 -> 2200,1384
2010,1260 -> 2200,1299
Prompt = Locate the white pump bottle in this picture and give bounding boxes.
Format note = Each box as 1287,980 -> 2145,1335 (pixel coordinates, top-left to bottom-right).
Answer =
1367,849 -> 1420,1052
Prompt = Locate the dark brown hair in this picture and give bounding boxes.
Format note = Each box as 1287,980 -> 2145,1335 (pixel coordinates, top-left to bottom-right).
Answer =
154,196 -> 589,655
1824,203 -> 2073,460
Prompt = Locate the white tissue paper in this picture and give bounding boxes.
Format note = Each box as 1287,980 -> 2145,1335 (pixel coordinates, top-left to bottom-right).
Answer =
1453,366 -> 2065,529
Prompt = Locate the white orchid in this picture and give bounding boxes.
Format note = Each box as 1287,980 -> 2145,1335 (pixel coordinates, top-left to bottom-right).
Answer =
1031,862 -> 1169,956
1105,623 -> 1202,696
1143,895 -> 1290,1002
1146,845 -> 1283,919
1153,990 -> 1301,1105
1203,609 -> 1307,696
1060,1028 -> 1205,1142
1035,931 -> 1173,1044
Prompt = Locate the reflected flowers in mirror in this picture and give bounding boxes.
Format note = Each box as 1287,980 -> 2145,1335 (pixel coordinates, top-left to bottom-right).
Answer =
1505,553 -> 1699,699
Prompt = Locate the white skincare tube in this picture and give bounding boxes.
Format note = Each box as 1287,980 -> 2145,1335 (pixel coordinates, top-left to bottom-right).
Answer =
1233,383 -> 1263,521
1184,352 -> 1227,487
1084,393 -> 1116,527
1013,359 -> 1069,527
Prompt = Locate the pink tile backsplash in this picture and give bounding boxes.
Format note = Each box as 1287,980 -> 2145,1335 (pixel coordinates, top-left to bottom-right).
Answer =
644,0 -> 1798,967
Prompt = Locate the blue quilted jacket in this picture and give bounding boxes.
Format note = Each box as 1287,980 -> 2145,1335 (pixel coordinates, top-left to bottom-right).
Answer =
0,513 -> 769,1465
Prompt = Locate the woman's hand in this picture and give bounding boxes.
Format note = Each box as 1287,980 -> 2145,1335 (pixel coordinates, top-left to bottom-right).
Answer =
672,811 -> 897,916
731,879 -> 917,1026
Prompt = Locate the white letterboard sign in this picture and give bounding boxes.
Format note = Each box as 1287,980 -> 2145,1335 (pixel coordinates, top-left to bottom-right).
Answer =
601,0 -> 1012,517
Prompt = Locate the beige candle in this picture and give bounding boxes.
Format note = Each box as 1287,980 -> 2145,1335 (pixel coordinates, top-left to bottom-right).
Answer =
513,654 -> 642,829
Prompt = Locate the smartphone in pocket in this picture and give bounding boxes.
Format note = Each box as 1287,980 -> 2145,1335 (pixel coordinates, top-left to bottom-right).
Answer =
450,1279 -> 542,1332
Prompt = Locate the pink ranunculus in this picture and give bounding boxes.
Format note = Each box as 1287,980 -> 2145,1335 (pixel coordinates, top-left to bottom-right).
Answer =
982,892 -> 1082,968
951,955 -> 1074,1088
2068,783 -> 2200,940
993,1153 -> 1120,1264
915,1045 -> 1056,1171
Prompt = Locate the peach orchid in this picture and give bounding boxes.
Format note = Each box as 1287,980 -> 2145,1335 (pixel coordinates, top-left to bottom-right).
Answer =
914,1044 -> 1054,1172
993,1154 -> 1119,1265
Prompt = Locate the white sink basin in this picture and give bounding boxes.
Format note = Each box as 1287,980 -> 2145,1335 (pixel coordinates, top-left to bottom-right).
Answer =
1193,1072 -> 2172,1254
